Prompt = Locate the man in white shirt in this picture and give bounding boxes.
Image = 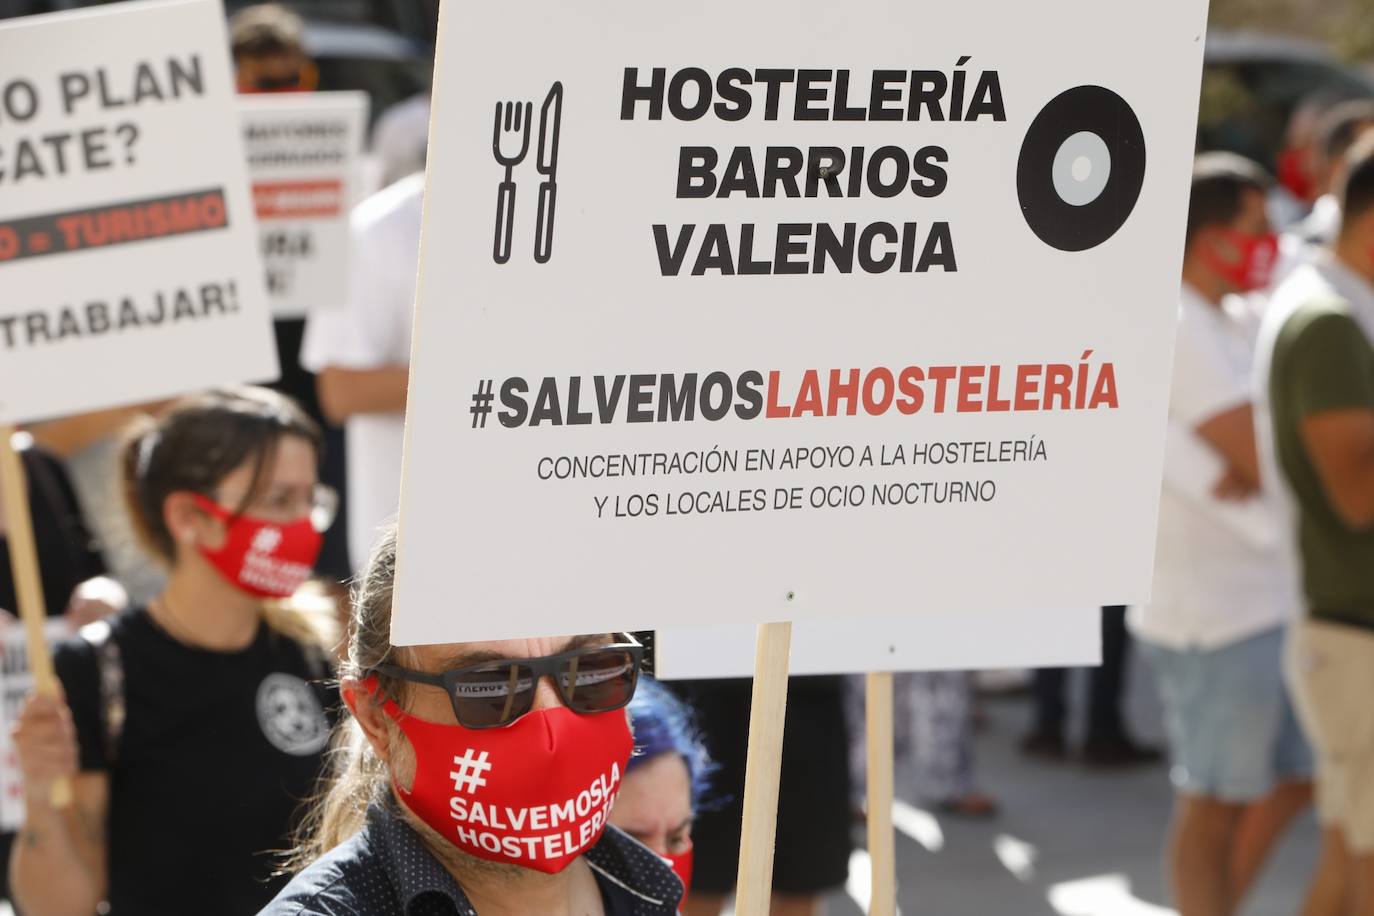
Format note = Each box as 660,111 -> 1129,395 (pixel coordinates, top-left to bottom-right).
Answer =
1270,101 -> 1374,293
301,173 -> 424,570
1292,101 -> 1374,246
1131,154 -> 1312,916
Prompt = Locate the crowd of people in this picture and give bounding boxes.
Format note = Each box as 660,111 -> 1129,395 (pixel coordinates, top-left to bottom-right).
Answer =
1133,97 -> 1374,916
2,4 -> 1374,915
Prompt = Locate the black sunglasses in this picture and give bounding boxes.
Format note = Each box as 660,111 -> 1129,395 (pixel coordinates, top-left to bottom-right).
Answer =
373,636 -> 644,729
252,73 -> 306,91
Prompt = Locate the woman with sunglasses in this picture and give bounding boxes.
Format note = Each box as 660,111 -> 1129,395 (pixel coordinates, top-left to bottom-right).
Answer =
11,388 -> 339,916
263,524 -> 683,915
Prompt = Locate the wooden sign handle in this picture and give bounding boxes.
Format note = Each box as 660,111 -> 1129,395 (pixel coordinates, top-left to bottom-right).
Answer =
0,426 -> 72,809
865,671 -> 897,916
733,621 -> 792,915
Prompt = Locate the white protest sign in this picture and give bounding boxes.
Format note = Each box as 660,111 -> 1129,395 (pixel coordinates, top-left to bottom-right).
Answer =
0,619 -> 70,831
654,607 -> 1100,680
0,0 -> 277,425
393,0 -> 1207,645
239,92 -> 369,318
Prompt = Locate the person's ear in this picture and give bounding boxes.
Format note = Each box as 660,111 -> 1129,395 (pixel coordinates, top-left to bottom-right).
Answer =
343,677 -> 393,764
162,491 -> 226,551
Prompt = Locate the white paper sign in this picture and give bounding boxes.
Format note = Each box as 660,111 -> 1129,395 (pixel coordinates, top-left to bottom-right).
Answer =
0,620 -> 71,831
393,0 -> 1206,645
654,607 -> 1100,680
0,0 -> 278,425
239,92 -> 369,318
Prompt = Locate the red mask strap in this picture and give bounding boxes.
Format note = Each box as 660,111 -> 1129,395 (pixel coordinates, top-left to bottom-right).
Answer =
190,492 -> 234,522
359,674 -> 420,802
361,674 -> 407,723
362,673 -> 382,697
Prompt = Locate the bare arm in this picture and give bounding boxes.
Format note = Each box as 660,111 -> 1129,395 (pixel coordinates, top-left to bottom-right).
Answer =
10,691 -> 108,916
1194,403 -> 1261,491
1300,407 -> 1374,530
316,366 -> 408,425
11,776 -> 108,916
27,403 -> 167,457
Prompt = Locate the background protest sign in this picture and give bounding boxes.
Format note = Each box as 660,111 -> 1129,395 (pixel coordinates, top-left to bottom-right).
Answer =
654,607 -> 1099,680
0,0 -> 277,426
393,0 -> 1209,646
0,619 -> 70,830
239,91 -> 368,318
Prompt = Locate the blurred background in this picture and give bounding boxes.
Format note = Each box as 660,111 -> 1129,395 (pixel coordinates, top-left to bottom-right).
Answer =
1,0 -> 1373,175
0,1 -> 1368,915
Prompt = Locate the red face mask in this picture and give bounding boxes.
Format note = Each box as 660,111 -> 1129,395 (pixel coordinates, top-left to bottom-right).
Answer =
192,495 -> 322,598
379,690 -> 633,875
237,61 -> 318,94
239,79 -> 309,94
1202,228 -> 1279,293
667,845 -> 693,906
1277,147 -> 1314,202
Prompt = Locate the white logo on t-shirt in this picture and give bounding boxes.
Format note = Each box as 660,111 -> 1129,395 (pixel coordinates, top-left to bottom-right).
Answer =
256,673 -> 329,756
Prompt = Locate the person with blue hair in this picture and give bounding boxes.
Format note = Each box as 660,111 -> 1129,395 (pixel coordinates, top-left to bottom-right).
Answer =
611,676 -> 712,901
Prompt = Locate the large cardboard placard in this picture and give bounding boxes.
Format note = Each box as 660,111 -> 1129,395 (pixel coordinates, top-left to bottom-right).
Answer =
393,0 -> 1207,645
239,92 -> 369,318
654,607 -> 1100,680
0,0 -> 277,426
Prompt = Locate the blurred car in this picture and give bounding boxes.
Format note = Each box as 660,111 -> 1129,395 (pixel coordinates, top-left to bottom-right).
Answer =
1,0 -> 432,37
302,18 -> 431,131
0,0 -> 432,132
1201,30 -> 1374,168
237,0 -> 437,44
1,2 -> 1364,175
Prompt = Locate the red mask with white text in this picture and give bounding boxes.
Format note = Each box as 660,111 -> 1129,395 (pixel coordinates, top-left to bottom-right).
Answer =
380,690 -> 633,874
192,495 -> 321,598
1202,228 -> 1279,292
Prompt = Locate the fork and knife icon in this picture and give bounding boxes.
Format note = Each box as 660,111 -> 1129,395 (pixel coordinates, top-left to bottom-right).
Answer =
492,81 -> 562,265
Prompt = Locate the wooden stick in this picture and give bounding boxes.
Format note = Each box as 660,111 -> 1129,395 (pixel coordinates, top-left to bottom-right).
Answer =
866,671 -> 897,916
0,426 -> 72,808
734,621 -> 792,916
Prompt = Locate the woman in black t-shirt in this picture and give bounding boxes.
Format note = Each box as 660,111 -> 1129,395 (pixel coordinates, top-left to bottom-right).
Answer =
10,388 -> 339,916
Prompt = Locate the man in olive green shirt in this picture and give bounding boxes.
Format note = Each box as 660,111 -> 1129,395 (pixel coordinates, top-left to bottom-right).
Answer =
1258,135 -> 1374,916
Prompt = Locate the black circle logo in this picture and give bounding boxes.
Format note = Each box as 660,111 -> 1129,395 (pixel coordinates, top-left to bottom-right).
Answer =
1017,86 -> 1146,252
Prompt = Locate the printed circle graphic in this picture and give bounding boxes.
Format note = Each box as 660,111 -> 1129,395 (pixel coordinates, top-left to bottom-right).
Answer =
256,673 -> 329,756
1017,86 -> 1146,251
1052,131 -> 1112,206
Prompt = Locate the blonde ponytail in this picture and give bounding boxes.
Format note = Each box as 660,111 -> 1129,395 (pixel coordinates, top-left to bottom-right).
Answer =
282,719 -> 389,871
263,585 -> 342,656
